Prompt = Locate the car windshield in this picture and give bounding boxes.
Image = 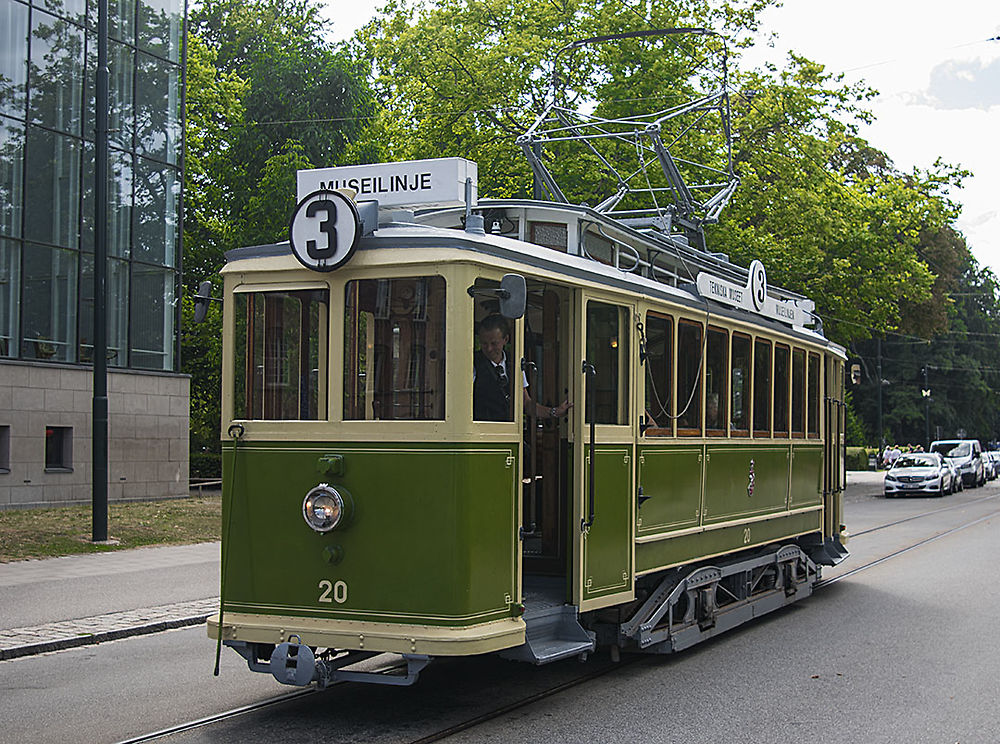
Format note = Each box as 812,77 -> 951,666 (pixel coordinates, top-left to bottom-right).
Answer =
931,442 -> 971,458
894,455 -> 937,469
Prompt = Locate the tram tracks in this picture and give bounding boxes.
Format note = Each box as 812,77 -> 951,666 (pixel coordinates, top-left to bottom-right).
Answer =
119,498 -> 1000,744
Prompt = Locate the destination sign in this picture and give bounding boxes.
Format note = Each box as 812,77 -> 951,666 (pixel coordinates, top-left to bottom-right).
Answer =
297,157 -> 478,209
695,260 -> 806,326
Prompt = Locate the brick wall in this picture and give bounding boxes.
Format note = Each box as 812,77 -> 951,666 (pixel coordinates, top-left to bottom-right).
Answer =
0,362 -> 190,509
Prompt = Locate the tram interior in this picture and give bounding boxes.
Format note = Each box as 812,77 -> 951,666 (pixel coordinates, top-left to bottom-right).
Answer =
472,279 -> 572,608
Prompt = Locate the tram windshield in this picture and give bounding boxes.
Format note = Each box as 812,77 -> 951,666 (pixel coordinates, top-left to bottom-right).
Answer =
344,276 -> 446,421
233,289 -> 328,420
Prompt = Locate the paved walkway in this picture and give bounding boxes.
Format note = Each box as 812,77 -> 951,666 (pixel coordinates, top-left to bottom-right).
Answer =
1,542 -> 220,661
0,598 -> 218,660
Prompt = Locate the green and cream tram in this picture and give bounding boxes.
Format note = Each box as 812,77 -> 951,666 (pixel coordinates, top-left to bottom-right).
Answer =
209,158 -> 848,687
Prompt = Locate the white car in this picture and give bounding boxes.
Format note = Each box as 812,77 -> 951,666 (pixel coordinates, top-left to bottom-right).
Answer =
884,452 -> 953,498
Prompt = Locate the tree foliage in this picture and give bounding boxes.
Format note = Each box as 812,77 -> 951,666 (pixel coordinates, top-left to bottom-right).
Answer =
182,0 -> 375,468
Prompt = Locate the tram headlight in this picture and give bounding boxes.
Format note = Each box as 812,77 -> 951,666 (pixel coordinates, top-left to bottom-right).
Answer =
302,484 -> 352,533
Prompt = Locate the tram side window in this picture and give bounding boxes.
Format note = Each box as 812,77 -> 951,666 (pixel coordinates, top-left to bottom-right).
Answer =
677,320 -> 702,435
233,290 -> 328,420
792,348 -> 806,437
774,344 -> 790,436
643,312 -> 672,434
586,302 -> 629,425
753,339 -> 771,436
808,352 -> 820,438
344,276 -> 446,421
705,327 -> 728,435
731,333 -> 751,436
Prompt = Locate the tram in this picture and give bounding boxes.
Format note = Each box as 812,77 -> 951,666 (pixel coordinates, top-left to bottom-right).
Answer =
206,152 -> 849,687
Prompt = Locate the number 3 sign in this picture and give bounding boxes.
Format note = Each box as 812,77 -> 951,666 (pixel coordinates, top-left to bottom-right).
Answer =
289,189 -> 361,272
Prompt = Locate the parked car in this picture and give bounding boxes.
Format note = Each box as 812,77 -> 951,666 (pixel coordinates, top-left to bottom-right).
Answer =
930,439 -> 985,487
884,452 -> 953,497
944,459 -> 963,492
984,451 -> 1000,481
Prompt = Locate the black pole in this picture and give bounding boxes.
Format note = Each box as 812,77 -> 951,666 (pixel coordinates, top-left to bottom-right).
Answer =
924,365 -> 930,451
92,0 -> 109,542
876,337 -> 883,452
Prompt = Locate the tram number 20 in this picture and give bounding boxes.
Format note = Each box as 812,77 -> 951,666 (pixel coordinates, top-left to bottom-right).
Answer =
318,580 -> 348,604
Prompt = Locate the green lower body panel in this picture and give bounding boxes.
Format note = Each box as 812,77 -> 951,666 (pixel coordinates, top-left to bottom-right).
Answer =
221,441 -> 519,631
635,509 -> 823,575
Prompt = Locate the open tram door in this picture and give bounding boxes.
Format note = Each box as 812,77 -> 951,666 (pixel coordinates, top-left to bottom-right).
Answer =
571,293 -> 637,612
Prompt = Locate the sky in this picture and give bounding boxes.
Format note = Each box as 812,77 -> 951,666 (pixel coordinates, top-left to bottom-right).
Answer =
325,1 -> 1000,274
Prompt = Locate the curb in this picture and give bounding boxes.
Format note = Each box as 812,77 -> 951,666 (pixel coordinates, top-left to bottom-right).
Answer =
0,613 -> 212,661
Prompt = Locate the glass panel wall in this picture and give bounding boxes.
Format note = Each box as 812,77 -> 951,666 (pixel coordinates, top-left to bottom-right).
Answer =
137,0 -> 182,62
133,156 -> 178,265
28,9 -> 85,135
20,242 -> 77,361
0,0 -> 182,370
79,253 -> 128,364
81,144 -> 132,255
0,117 -> 24,238
0,239 -> 19,357
24,125 -> 81,248
135,52 -> 180,163
129,263 -> 175,370
0,0 -> 30,119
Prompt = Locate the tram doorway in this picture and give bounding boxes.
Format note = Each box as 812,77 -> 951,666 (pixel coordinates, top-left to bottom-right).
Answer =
520,282 -> 573,597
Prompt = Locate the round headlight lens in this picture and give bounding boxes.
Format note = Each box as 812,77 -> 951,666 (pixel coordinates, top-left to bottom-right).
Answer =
302,485 -> 345,533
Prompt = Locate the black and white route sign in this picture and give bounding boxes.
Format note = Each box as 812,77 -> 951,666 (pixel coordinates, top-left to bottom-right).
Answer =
288,189 -> 361,272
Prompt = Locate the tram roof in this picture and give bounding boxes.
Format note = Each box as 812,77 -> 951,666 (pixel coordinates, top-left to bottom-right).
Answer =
224,201 -> 843,354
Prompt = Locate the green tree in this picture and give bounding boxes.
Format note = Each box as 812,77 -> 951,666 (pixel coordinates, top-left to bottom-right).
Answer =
359,0 -> 769,200
183,0 -> 375,472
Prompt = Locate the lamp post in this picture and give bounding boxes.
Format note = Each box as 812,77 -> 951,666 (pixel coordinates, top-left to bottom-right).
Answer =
92,0 -> 109,542
922,365 -> 931,450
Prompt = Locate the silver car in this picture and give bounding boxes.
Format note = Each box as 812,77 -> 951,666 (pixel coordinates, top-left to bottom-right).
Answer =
884,452 -> 952,497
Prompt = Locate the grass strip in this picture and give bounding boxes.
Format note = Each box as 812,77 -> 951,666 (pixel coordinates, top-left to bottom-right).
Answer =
0,496 -> 221,562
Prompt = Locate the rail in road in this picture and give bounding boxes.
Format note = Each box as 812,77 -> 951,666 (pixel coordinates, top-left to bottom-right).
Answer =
111,488 -> 1000,744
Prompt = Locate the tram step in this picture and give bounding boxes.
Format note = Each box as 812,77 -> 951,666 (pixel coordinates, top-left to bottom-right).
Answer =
499,605 -> 596,665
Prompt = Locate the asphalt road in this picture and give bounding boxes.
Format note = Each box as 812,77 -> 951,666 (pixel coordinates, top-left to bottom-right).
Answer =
2,477 -> 998,744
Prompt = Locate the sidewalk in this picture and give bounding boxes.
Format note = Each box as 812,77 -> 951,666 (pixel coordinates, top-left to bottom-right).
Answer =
0,542 -> 220,661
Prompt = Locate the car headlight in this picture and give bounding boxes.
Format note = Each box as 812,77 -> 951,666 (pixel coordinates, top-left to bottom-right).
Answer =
302,484 -> 353,533
885,474 -> 898,482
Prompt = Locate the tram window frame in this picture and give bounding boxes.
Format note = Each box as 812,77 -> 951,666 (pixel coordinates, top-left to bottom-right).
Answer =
753,338 -> 771,437
585,301 -> 629,426
773,344 -> 791,437
643,311 -> 673,436
676,319 -> 703,436
730,332 -> 751,437
343,276 -> 447,422
791,348 -> 806,438
233,289 -> 329,421
808,352 -> 821,438
705,326 -> 728,436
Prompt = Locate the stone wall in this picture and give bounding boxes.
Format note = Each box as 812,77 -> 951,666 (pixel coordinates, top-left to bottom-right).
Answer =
0,361 -> 190,509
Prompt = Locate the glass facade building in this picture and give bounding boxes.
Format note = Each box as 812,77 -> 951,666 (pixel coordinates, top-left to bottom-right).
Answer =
0,0 -> 183,369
